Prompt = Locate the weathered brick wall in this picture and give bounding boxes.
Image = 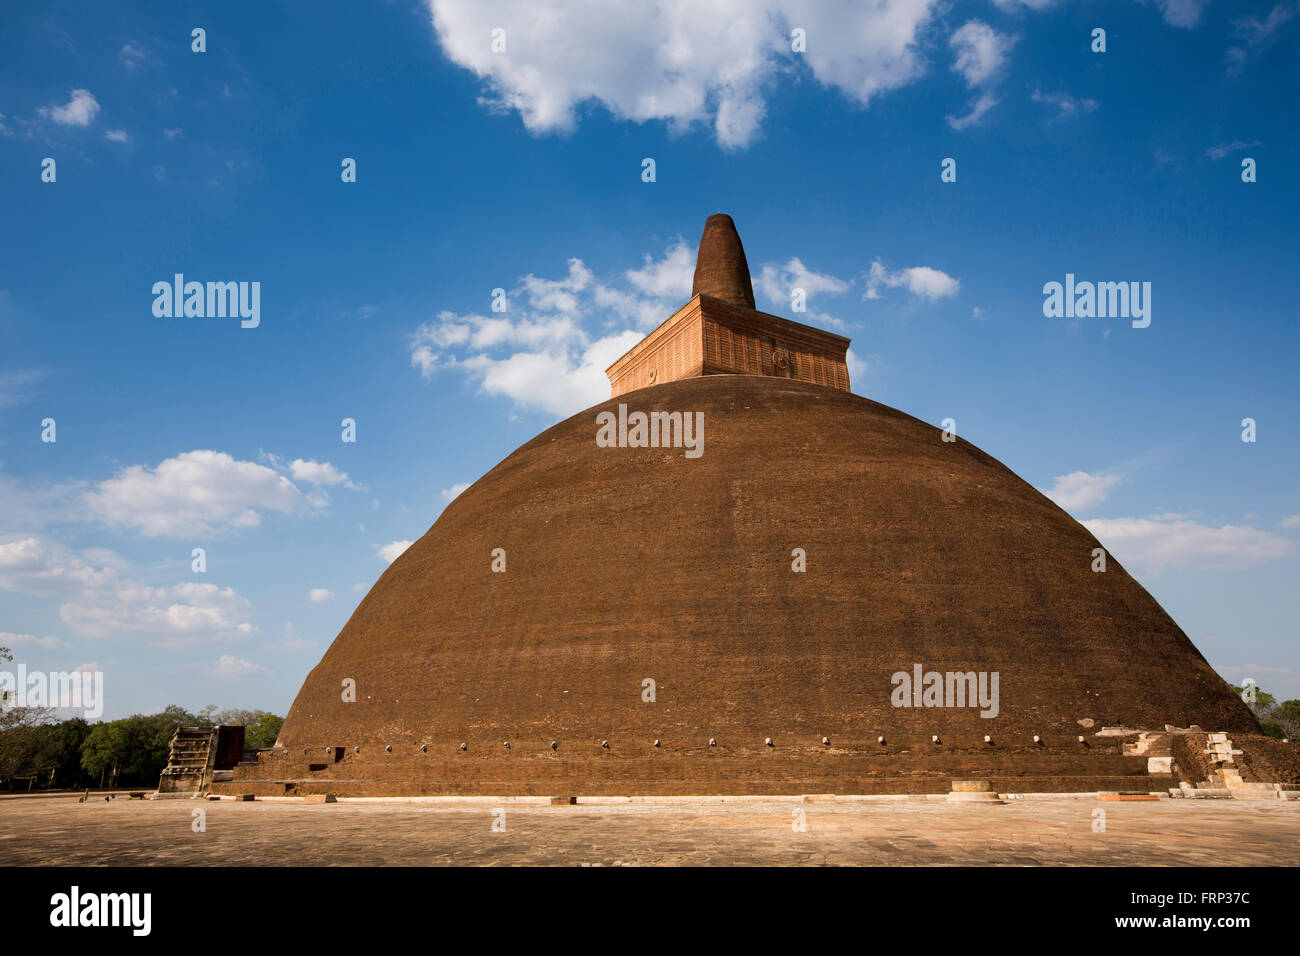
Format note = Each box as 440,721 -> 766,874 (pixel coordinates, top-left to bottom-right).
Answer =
212,736 -> 1177,798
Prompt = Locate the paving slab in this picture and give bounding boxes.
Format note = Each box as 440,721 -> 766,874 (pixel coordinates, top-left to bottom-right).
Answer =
1,794 -> 1298,866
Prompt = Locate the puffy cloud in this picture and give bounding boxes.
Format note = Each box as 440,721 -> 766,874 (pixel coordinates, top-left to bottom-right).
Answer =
946,21 -> 1015,129
624,240 -> 694,300
459,331 -> 643,416
0,536 -> 256,645
520,258 -> 592,314
411,310 -> 588,379
755,258 -> 850,310
864,260 -> 960,301
441,482 -> 471,502
40,89 -> 100,127
289,458 -> 359,489
61,581 -> 255,642
104,129 -> 130,143
1280,514 -> 1300,529
377,540 -> 413,564
1038,471 -> 1121,513
308,588 -> 334,603
950,20 -> 1014,87
85,450 -> 314,537
426,0 -> 940,148
0,537 -> 114,596
412,238 -> 862,416
411,241 -> 693,417
1083,516 -> 1294,574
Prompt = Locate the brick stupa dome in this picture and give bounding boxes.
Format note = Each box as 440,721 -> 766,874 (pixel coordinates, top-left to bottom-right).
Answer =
232,215 -> 1257,798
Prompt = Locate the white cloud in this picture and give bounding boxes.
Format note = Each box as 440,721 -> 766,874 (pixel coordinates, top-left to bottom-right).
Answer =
947,91 -> 998,130
411,242 -> 692,416
61,581 -> 255,643
427,0 -> 940,148
0,631 -> 65,650
40,89 -> 100,127
845,349 -> 873,386
308,588 -> 334,603
216,655 -> 264,677
755,258 -> 850,310
0,536 -> 256,645
412,238 -> 875,416
950,20 -> 1014,87
946,21 -> 1015,129
1226,1 -> 1299,68
104,128 -> 130,143
520,258 -> 592,314
1038,471 -> 1121,513
289,458 -> 360,489
1205,140 -> 1262,160
119,41 -> 147,72
377,540 -> 413,564
595,240 -> 697,330
864,260 -> 959,302
459,332 -> 642,416
85,450 -> 314,537
441,482 -> 471,502
593,285 -> 673,330
1031,89 -> 1100,119
1280,514 -> 1300,529
624,240 -> 694,300
163,127 -> 183,139
1144,0 -> 1212,29
0,537 -> 114,596
992,0 -> 1056,9
1083,516 -> 1294,574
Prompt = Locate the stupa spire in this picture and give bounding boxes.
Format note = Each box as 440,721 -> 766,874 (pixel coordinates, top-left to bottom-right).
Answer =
606,211 -> 851,396
691,213 -> 756,309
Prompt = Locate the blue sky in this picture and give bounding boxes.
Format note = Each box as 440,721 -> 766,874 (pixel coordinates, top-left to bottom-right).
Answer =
1,0 -> 1297,719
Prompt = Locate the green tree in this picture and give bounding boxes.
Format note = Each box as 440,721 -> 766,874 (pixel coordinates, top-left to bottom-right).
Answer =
79,719 -> 128,785
79,706 -> 202,787
1228,682 -> 1299,739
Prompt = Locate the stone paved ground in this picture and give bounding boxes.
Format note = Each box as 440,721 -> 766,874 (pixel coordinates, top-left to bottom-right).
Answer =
1,794 -> 1297,866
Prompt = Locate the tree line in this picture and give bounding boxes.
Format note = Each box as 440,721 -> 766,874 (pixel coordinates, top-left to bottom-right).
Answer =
1,644 -> 282,791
